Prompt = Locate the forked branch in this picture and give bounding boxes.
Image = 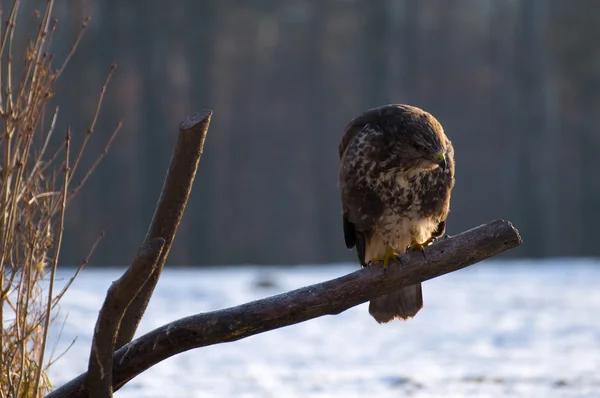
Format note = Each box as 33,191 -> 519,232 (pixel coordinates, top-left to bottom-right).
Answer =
82,110 -> 212,398
115,110 -> 212,349
86,238 -> 165,398
47,219 -> 522,398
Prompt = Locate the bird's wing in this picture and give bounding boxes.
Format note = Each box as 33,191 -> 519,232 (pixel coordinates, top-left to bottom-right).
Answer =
339,122 -> 384,265
339,115 -> 372,254
342,212 -> 356,249
343,213 -> 368,266
339,123 -> 360,159
338,110 -> 376,159
339,107 -> 401,265
339,119 -> 370,257
432,140 -> 455,240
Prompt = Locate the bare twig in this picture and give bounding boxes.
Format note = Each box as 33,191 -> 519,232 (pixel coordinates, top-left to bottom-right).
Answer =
52,231 -> 105,307
68,64 -> 117,185
86,238 -> 165,398
55,17 -> 90,80
0,2 -> 21,113
4,0 -> 19,112
68,121 -> 121,203
34,130 -> 69,394
46,313 -> 72,369
115,110 -> 212,349
46,219 -> 522,398
14,106 -> 60,205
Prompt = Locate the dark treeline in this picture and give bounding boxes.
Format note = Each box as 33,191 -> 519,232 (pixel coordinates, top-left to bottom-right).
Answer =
15,0 -> 600,265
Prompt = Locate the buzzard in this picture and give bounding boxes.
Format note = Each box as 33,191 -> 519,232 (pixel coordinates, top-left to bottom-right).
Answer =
338,104 -> 455,323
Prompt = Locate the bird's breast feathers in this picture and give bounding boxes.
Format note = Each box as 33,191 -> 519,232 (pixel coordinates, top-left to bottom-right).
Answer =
375,171 -> 449,242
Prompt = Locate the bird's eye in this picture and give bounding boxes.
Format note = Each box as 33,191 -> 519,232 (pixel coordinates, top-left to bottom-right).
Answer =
411,142 -> 424,151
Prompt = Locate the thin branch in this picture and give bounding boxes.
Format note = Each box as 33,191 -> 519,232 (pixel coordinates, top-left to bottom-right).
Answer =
36,139 -> 64,176
52,231 -> 104,307
86,238 -> 165,398
3,0 -> 19,112
68,63 -> 116,185
15,106 -> 60,205
46,336 -> 77,371
55,17 -> 90,80
46,312 -> 71,369
27,191 -> 59,205
67,121 -> 121,203
34,129 -> 69,394
46,219 -> 522,398
24,0 -> 55,109
115,110 -> 212,349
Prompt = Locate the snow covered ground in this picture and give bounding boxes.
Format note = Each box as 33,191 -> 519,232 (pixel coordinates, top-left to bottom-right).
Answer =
47,260 -> 600,398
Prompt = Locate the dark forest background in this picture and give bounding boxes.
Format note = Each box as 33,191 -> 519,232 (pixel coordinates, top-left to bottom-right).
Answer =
12,0 -> 600,266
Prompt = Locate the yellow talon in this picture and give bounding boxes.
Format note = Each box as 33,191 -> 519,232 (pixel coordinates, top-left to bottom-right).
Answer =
408,237 -> 436,252
369,246 -> 400,270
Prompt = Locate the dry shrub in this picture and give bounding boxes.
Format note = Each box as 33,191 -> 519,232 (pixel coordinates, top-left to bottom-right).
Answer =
0,1 -> 118,396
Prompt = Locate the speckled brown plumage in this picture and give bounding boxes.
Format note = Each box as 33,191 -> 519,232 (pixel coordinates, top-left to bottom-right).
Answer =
339,104 -> 455,323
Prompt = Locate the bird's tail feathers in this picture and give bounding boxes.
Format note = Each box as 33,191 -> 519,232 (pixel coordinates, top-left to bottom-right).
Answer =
368,283 -> 423,323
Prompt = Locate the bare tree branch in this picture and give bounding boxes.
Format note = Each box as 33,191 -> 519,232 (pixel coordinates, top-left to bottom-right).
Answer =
115,110 -> 212,349
46,219 -> 522,398
86,238 -> 165,398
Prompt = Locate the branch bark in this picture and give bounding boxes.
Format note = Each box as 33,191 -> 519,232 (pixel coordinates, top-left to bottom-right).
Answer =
86,238 -> 165,398
114,110 -> 212,349
47,219 -> 522,398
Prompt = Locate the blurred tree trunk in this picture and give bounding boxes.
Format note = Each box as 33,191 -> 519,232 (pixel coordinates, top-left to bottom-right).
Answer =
547,0 -> 598,256
98,1 -> 146,264
207,1 -> 248,263
489,0 -> 519,232
62,1 -> 121,265
314,1 -> 365,262
272,0 -> 320,263
403,0 -> 420,102
513,0 -> 545,256
361,0 -> 389,107
307,1 -> 330,261
241,1 -> 288,263
165,0 -> 215,264
60,3 -> 90,265
533,2 -> 562,256
137,2 -> 173,260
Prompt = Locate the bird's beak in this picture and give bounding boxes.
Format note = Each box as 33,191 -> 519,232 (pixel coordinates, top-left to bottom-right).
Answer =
436,152 -> 447,171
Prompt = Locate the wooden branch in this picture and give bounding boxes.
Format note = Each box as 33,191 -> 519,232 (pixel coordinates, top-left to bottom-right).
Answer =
86,238 -> 165,398
46,219 -> 521,398
115,111 -> 212,349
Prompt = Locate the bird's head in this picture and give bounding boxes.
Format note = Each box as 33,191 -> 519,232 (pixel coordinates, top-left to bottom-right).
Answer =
341,104 -> 452,176
383,105 -> 450,174
402,128 -> 448,172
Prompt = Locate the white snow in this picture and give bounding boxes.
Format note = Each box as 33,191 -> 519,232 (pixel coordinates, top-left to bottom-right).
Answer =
47,260 -> 600,397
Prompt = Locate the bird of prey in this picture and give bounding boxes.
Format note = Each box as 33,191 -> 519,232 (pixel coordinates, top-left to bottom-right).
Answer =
338,104 -> 455,323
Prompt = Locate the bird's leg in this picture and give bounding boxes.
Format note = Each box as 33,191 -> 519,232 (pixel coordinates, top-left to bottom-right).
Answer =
409,236 -> 435,251
439,233 -> 452,241
407,237 -> 436,258
368,245 -> 400,271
